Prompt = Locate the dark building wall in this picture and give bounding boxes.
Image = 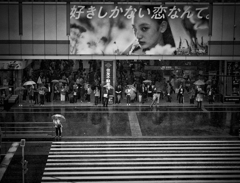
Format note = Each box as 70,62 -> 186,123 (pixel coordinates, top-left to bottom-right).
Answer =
0,2 -> 240,56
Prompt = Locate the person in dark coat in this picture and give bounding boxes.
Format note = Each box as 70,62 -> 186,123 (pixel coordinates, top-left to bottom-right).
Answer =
178,84 -> 184,103
115,85 -> 122,104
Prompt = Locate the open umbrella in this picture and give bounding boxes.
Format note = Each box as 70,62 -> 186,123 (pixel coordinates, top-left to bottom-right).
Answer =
23,81 -> 36,86
143,80 -> 152,83
194,80 -> 205,85
127,85 -> 136,91
15,86 -> 26,91
176,77 -> 185,83
51,79 -> 59,83
103,84 -> 114,89
59,79 -> 67,83
52,114 -> 66,122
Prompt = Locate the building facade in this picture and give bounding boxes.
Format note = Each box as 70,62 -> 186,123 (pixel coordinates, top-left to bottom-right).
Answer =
0,1 -> 239,102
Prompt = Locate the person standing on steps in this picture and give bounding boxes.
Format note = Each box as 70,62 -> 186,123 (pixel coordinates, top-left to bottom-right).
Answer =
53,116 -> 62,138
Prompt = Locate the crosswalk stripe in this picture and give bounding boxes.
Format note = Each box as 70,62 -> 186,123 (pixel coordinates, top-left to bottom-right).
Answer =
52,140 -> 240,144
46,158 -> 240,162
51,144 -> 240,147
42,174 -> 240,180
41,180 -> 240,183
47,153 -> 240,158
44,165 -> 240,170
50,147 -> 240,150
43,170 -> 240,175
45,161 -> 240,166
48,150 -> 240,154
40,180 -> 239,183
42,140 -> 240,183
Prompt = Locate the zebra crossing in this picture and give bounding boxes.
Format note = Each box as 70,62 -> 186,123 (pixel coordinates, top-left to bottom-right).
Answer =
41,140 -> 240,183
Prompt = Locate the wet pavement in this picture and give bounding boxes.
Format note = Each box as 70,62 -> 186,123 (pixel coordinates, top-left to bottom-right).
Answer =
0,98 -> 240,183
1,102 -> 240,138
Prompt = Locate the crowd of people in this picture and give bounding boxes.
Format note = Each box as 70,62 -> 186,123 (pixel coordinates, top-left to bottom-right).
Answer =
15,60 -> 219,108
20,76 -> 217,109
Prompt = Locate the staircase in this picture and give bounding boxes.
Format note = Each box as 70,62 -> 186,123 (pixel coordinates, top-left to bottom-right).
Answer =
0,122 -> 53,140
41,140 -> 240,183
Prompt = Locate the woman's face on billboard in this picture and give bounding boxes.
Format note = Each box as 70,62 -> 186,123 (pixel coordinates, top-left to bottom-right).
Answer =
132,10 -> 167,51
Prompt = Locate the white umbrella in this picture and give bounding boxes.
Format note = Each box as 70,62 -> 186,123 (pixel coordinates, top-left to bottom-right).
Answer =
194,80 -> 205,85
127,85 -> 136,91
23,81 -> 36,86
59,79 -> 67,83
143,80 -> 152,83
52,114 -> 66,122
103,84 -> 114,89
51,79 -> 59,83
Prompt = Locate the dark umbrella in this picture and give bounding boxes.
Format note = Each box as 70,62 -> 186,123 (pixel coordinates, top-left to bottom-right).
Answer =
15,86 -> 26,91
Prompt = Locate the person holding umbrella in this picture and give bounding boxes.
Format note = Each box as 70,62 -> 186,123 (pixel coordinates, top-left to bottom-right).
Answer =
52,115 -> 63,138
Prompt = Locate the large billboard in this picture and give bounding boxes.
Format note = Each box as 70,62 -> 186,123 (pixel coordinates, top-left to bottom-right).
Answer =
70,4 -> 209,56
